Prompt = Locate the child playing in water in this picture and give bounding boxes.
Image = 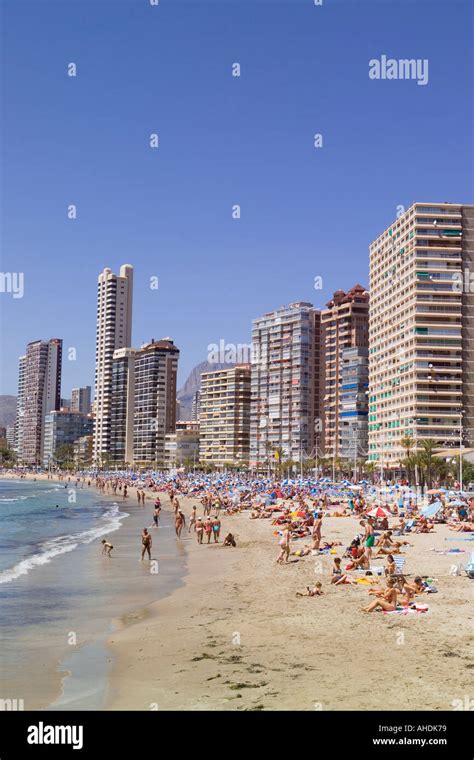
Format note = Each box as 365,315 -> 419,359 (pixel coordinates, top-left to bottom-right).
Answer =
101,539 -> 113,557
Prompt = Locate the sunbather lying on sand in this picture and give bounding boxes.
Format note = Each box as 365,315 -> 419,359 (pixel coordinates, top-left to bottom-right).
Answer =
362,579 -> 398,612
449,522 -> 474,532
415,517 -> 434,533
349,552 -> 370,570
296,582 -> 323,597
331,558 -> 357,585
402,576 -> 425,603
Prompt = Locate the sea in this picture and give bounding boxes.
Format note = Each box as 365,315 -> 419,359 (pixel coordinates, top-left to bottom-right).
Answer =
0,479 -> 185,710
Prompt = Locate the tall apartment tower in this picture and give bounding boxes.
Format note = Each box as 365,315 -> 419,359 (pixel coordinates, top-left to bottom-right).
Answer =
93,265 -> 133,464
368,202 -> 474,470
321,285 -> 369,458
133,339 -> 179,466
14,354 -> 26,456
110,347 -> 137,464
249,302 -> 322,469
191,390 -> 201,422
199,365 -> 251,467
340,346 -> 369,460
71,386 -> 91,415
19,339 -> 62,465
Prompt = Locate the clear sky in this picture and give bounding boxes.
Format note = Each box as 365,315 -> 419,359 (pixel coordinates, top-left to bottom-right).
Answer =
1,0 -> 473,396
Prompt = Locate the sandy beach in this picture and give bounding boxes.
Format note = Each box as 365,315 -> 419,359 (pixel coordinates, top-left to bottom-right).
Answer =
106,493 -> 474,712
1,472 -> 472,711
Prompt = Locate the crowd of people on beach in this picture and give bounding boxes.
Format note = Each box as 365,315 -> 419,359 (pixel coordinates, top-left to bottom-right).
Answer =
4,467 -> 474,610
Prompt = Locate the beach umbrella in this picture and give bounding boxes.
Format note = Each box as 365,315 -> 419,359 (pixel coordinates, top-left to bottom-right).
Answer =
367,506 -> 391,518
427,488 -> 442,495
421,500 -> 443,518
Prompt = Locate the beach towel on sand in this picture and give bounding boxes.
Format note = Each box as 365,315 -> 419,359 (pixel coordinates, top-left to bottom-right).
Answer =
383,605 -> 429,615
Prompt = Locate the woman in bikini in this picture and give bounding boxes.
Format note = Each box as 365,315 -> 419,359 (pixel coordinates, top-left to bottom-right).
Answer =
204,517 -> 213,544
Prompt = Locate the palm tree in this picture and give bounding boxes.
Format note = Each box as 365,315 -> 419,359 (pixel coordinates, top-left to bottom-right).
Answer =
364,461 -> 376,484
419,439 -> 438,488
55,443 -> 75,470
273,446 -> 284,478
399,436 -> 415,481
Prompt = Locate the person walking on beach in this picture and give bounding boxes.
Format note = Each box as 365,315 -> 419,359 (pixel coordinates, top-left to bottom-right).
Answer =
361,519 -> 375,561
204,516 -> 213,544
312,512 -> 323,551
276,526 -> 290,564
175,509 -> 186,538
141,528 -> 152,560
212,515 -> 221,543
196,517 -> 204,544
141,490 -> 145,505
153,504 -> 161,528
188,505 -> 197,533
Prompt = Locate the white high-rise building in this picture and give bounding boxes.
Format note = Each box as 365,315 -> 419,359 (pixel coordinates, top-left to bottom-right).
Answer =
368,202 -> 474,472
93,265 -> 133,464
71,386 -> 91,415
14,354 -> 26,456
249,302 -> 322,469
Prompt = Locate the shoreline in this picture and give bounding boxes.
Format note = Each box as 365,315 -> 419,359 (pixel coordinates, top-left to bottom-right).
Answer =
2,473 -> 473,711
0,472 -> 189,710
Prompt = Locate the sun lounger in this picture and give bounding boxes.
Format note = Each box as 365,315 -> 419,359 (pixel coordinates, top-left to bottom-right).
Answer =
465,552 -> 474,579
389,556 -> 409,588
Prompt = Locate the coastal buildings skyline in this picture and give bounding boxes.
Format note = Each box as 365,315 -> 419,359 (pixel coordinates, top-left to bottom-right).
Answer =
8,200 -> 474,472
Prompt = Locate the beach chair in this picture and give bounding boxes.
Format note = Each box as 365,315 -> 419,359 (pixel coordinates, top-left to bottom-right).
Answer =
389,556 -> 408,589
465,552 -> 474,579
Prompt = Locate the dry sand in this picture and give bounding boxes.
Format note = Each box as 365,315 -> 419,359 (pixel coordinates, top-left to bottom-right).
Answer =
2,472 -> 472,710
106,494 -> 474,711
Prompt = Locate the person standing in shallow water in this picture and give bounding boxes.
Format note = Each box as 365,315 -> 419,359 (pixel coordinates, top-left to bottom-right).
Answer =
175,510 -> 186,538
141,528 -> 152,560
212,515 -> 221,543
195,517 -> 204,544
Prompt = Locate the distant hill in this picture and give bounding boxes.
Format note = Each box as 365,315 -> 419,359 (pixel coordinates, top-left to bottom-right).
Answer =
177,360 -> 234,419
0,396 -> 17,428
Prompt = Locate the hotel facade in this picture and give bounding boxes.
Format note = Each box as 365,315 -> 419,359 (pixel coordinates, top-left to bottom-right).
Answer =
368,202 -> 474,470
199,365 -> 251,467
321,285 -> 369,458
249,302 -> 322,469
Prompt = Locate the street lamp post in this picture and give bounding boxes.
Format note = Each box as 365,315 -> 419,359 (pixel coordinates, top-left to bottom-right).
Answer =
353,428 -> 358,483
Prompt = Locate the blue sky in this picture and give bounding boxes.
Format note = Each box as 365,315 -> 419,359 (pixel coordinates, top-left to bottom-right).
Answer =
1,0 -> 473,396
